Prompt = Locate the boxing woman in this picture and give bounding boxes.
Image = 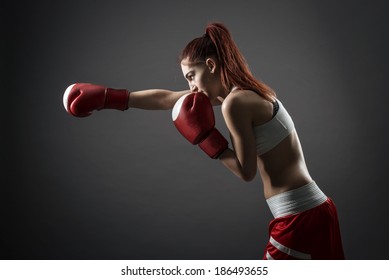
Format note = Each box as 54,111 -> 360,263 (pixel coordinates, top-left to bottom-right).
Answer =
63,22 -> 345,260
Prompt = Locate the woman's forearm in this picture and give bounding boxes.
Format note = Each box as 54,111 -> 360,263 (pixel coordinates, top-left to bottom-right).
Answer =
128,89 -> 190,110
218,148 -> 257,182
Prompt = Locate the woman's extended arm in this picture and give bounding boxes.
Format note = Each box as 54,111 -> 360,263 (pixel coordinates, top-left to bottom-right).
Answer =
63,83 -> 191,117
128,89 -> 190,110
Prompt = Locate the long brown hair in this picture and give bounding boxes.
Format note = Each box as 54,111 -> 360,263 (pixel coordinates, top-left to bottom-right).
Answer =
180,22 -> 276,101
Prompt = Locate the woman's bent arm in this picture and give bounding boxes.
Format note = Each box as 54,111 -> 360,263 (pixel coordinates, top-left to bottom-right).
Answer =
219,93 -> 258,182
128,89 -> 190,110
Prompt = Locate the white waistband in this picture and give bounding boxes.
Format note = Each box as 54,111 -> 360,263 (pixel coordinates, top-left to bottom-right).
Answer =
266,181 -> 327,218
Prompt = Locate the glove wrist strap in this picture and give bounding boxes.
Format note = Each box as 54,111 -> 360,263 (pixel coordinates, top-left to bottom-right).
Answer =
199,129 -> 228,159
104,88 -> 130,110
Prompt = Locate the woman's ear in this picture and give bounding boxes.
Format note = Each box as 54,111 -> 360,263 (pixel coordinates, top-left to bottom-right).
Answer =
205,58 -> 217,73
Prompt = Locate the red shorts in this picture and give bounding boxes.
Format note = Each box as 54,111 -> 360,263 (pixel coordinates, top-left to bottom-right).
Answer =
263,182 -> 345,260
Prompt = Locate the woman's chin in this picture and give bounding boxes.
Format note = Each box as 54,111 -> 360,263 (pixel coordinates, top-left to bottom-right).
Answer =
201,91 -> 212,99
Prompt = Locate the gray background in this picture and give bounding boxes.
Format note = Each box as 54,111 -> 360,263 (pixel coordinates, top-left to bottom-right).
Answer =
2,0 -> 389,259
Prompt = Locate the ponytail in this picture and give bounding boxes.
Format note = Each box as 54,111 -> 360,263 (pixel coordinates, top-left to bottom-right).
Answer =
180,22 -> 275,101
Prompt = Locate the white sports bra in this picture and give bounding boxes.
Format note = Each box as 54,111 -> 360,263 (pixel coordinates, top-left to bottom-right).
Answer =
253,99 -> 295,155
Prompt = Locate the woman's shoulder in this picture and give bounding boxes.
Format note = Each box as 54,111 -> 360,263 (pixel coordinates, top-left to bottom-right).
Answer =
223,89 -> 255,108
222,89 -> 274,125
223,89 -> 271,110
221,89 -> 247,115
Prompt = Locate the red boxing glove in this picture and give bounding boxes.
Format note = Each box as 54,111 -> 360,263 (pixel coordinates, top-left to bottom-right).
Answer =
63,83 -> 130,117
172,92 -> 228,159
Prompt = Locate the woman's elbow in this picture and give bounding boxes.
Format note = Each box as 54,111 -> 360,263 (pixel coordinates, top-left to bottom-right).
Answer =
240,169 -> 257,182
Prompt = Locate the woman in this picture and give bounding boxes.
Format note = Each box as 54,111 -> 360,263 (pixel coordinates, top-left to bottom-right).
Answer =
63,22 -> 345,260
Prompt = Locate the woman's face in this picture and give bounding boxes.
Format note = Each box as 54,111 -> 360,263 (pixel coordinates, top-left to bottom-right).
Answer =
181,57 -> 222,101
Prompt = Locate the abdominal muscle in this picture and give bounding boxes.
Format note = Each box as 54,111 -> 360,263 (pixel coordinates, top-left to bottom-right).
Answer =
257,130 -> 313,199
